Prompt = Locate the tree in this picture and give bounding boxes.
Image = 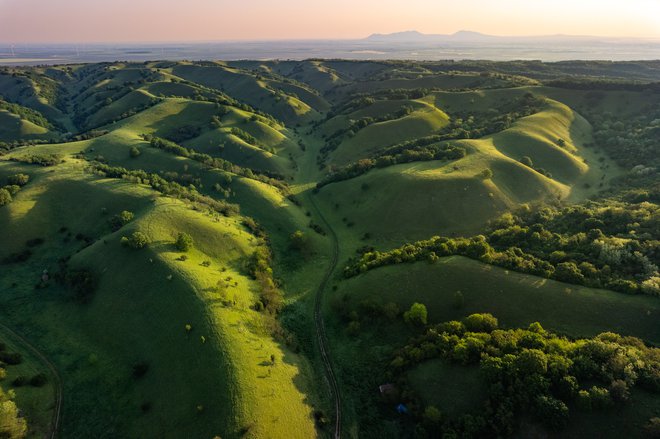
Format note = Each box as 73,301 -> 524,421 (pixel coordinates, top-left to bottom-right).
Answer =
0,386 -> 27,438
423,406 -> 442,426
129,146 -> 141,158
479,168 -> 493,179
122,231 -> 150,249
533,395 -> 569,430
175,232 -> 194,252
289,230 -> 308,252
519,156 -> 534,168
554,262 -> 585,284
515,349 -> 548,375
452,291 -> 465,309
0,188 -> 12,206
403,303 -> 428,325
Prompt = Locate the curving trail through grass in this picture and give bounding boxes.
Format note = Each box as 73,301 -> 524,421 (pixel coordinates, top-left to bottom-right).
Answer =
0,323 -> 62,439
306,192 -> 342,439
292,127 -> 342,438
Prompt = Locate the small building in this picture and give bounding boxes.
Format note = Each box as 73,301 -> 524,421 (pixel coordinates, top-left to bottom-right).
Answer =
378,383 -> 399,403
379,383 -> 396,396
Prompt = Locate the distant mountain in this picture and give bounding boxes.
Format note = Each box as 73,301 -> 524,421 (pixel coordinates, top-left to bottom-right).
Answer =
365,31 -> 432,42
450,30 -> 495,41
365,30 -> 506,43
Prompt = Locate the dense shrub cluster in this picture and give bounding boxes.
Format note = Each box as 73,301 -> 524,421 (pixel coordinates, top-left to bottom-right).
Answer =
585,98 -> 660,170
345,200 -> 659,296
89,162 -> 240,217
230,127 -> 259,146
245,245 -> 283,314
387,316 -> 660,437
9,153 -> 62,166
0,174 -> 31,207
51,265 -> 99,304
316,143 -> 466,189
0,98 -> 53,129
167,125 -> 202,143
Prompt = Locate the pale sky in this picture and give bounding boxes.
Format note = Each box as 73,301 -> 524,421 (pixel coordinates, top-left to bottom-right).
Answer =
1,0 -> 659,43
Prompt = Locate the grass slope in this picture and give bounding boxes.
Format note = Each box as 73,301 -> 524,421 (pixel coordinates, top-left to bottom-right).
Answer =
0,155 -> 318,438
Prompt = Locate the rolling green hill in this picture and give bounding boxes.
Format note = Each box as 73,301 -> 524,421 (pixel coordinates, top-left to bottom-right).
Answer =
1,60 -> 659,439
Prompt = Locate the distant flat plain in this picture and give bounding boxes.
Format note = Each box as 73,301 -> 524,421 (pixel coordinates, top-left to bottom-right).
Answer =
1,38 -> 659,65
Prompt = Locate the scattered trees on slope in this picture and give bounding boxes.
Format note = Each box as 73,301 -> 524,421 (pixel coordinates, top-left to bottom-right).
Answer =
345,200 -> 659,296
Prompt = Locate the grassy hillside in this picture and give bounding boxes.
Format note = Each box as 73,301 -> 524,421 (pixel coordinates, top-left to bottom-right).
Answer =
0,156 -> 318,438
0,111 -> 50,142
1,60 -> 659,439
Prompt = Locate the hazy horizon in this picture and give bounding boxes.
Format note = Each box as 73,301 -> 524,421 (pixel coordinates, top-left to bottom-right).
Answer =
1,0 -> 659,44
2,30 -> 660,46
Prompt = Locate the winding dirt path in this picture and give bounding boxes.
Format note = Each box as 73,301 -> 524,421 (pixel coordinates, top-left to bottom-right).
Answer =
306,192 -> 342,439
0,323 -> 62,439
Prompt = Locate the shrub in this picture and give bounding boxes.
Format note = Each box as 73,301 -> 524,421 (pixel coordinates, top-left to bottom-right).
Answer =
6,174 -> 29,186
588,386 -> 613,409
109,210 -> 134,231
0,351 -> 22,365
175,232 -> 193,252
4,185 -> 20,196
64,269 -> 98,304
29,373 -> 48,387
645,418 -> 660,438
11,153 -> 62,166
0,188 -> 12,206
609,379 -> 630,404
132,362 -> 149,379
11,376 -> 27,387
